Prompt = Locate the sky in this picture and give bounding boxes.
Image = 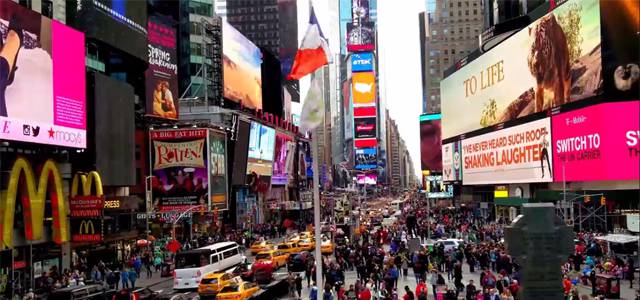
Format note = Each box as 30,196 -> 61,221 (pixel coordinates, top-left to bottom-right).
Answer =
378,0 -> 425,178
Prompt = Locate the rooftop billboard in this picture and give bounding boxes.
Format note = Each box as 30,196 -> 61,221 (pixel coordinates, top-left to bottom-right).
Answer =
223,21 -> 263,110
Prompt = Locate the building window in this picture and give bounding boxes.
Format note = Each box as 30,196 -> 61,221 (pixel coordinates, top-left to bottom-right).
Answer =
190,22 -> 203,35
432,30 -> 437,36
458,10 -> 462,16
41,0 -> 53,18
449,2 -> 453,7
189,1 -> 212,16
473,9 -> 478,15
452,49 -> 456,54
190,42 -> 203,56
465,10 -> 469,15
458,1 -> 461,7
444,49 -> 448,55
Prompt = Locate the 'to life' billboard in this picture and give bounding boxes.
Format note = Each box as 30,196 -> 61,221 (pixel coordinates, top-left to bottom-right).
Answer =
552,101 -> 640,182
146,15 -> 178,120
0,1 -> 86,148
441,0 -> 601,139
462,118 -> 553,185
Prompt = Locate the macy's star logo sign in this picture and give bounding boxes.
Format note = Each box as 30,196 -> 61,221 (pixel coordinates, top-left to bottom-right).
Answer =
48,127 -> 55,138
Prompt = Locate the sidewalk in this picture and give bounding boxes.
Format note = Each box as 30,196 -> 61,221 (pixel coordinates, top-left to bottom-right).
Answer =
136,269 -> 173,288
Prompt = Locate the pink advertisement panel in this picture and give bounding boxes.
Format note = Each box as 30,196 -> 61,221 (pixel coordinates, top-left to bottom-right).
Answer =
552,101 -> 640,182
0,1 -> 86,148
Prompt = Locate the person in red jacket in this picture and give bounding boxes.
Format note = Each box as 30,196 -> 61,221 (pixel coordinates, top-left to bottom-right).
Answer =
415,279 -> 427,299
358,285 -> 371,300
562,276 -> 572,297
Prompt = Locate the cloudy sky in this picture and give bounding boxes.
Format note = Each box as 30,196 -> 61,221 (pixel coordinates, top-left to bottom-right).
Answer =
378,0 -> 425,177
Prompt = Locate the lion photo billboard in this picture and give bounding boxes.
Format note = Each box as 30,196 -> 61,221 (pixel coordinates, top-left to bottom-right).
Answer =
441,0 -> 602,139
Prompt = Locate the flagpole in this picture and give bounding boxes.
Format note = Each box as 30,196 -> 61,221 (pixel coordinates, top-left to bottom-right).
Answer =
312,125 -> 324,300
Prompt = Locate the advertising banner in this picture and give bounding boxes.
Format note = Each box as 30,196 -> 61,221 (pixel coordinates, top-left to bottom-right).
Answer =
347,22 -> 375,52
146,15 -> 178,120
354,117 -> 376,139
424,175 -> 454,198
208,130 -> 228,210
355,148 -> 377,170
354,138 -> 377,148
442,141 -> 463,182
352,72 -> 376,105
272,133 -> 294,185
70,218 -> 103,242
150,129 -> 209,212
441,0 -> 602,139
552,101 -> 640,182
462,118 -> 553,185
69,196 -> 104,217
356,173 -> 377,185
420,119 -> 443,171
247,122 -> 276,176
354,106 -> 376,117
351,52 -> 374,72
223,21 -> 263,109
0,1 -> 86,148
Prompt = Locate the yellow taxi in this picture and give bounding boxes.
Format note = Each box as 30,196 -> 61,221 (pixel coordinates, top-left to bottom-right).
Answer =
299,231 -> 313,239
275,241 -> 301,254
249,240 -> 273,255
254,250 -> 289,269
198,272 -> 242,297
216,281 -> 260,300
285,233 -> 301,243
320,238 -> 334,255
298,238 -> 315,251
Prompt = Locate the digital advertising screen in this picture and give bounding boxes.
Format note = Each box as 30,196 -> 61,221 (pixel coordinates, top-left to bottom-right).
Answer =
223,21 -> 263,110
272,133 -> 294,185
355,148 -> 377,170
441,0 -> 602,139
145,14 -> 178,120
420,118 -> 442,171
462,118 -> 553,185
247,122 -> 276,176
208,130 -> 228,210
149,129 -> 210,212
442,141 -> 462,182
347,22 -> 375,52
68,0 -> 148,61
423,175 -> 454,198
354,117 -> 376,139
351,52 -> 374,72
352,72 -> 376,105
356,173 -> 377,185
552,101 -> 640,182
0,0 -> 86,148
354,106 -> 376,117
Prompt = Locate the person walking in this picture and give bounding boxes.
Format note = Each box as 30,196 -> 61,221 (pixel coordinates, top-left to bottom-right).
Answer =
403,286 -> 415,300
465,280 -> 478,300
626,258 -> 635,289
429,270 -> 439,299
120,267 -> 129,289
128,267 -> 138,289
295,273 -> 303,299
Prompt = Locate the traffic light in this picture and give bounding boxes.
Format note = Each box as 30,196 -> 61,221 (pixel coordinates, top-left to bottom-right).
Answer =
600,196 -> 606,205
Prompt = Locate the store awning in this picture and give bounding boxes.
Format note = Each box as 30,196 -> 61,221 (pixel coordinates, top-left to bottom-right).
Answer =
494,197 -> 529,207
595,234 -> 639,244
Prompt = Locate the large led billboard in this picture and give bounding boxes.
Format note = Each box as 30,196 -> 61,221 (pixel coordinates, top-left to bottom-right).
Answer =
223,21 -> 262,110
355,148 -> 377,170
68,0 -> 147,61
272,132 -> 294,185
145,15 -> 178,120
0,1 -> 86,148
351,52 -> 374,72
441,0 -> 601,139
352,72 -> 376,105
247,122 -> 276,176
420,118 -> 442,171
347,22 -> 375,52
356,173 -> 377,185
552,101 -> 640,182
462,118 -> 553,185
354,117 -> 376,139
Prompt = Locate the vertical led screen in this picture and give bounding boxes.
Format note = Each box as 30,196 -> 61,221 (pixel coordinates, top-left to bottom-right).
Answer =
354,117 -> 377,139
150,129 -> 210,212
420,117 -> 442,171
246,122 -> 276,176
208,130 -> 228,210
223,21 -> 263,109
0,0 -> 86,148
355,148 -> 377,170
272,133 -> 294,185
146,14 -> 178,120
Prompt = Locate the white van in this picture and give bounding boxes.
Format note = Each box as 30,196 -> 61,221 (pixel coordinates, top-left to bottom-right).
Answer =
173,242 -> 244,290
390,200 -> 406,213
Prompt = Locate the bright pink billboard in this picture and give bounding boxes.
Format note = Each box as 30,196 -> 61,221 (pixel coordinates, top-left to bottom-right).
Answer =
552,101 -> 640,182
0,1 -> 86,148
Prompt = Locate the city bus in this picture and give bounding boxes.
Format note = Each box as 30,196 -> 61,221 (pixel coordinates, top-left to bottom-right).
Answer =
173,242 -> 244,290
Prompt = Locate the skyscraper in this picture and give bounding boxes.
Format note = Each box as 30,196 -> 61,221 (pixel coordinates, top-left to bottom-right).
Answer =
420,0 -> 484,114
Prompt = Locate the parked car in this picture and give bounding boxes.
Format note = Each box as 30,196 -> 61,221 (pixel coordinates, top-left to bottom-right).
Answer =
47,284 -> 113,300
112,287 -> 160,300
287,251 -> 313,272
